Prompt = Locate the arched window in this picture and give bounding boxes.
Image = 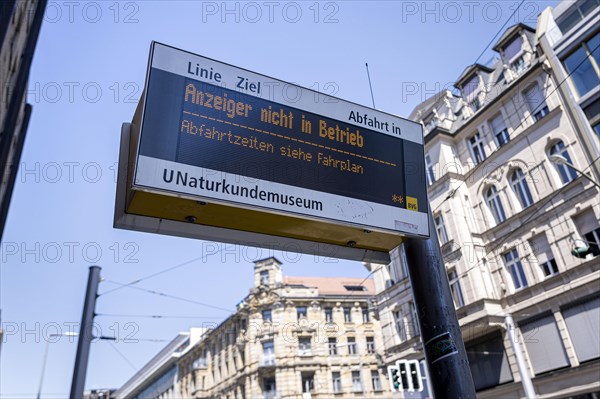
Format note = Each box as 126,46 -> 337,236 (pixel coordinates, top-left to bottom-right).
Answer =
485,186 -> 507,224
510,168 -> 534,208
549,141 -> 577,184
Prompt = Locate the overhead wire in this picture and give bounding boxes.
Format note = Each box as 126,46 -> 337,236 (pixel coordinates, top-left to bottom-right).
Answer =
103,280 -> 235,313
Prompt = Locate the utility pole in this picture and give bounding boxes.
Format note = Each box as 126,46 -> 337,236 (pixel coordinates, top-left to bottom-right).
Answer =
70,266 -> 101,399
403,210 -> 476,398
506,314 -> 537,398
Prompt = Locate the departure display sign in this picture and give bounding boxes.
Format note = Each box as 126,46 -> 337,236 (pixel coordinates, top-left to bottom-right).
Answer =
133,42 -> 429,237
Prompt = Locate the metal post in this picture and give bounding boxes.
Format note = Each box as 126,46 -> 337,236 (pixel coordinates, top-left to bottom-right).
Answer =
403,210 -> 476,398
505,314 -> 537,398
36,339 -> 51,399
70,266 -> 101,399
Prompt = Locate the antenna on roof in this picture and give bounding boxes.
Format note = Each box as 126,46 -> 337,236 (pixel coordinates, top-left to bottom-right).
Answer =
365,63 -> 376,109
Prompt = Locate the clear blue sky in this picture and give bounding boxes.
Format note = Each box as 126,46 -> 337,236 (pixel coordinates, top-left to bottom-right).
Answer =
1,1 -> 558,397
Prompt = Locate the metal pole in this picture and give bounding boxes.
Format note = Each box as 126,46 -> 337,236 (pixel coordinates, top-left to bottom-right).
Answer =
505,314 -> 537,398
70,266 -> 101,399
365,63 -> 376,109
36,339 -> 51,399
403,210 -> 476,398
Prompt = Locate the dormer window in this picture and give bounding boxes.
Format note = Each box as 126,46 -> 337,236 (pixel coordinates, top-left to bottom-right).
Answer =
511,56 -> 526,76
260,270 -> 269,285
462,75 -> 480,102
503,36 -> 523,63
423,113 -> 437,131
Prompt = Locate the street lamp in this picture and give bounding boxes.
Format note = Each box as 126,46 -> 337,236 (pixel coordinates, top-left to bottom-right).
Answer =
37,332 -> 78,399
549,154 -> 600,189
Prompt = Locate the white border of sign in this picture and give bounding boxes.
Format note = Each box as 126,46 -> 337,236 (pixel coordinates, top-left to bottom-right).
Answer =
133,42 -> 429,237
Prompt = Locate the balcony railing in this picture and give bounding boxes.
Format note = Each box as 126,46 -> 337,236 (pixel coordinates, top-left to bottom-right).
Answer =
259,357 -> 276,367
192,358 -> 207,369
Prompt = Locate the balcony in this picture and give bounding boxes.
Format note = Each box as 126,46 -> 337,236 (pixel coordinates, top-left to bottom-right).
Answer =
259,356 -> 276,368
192,358 -> 207,370
298,349 -> 313,357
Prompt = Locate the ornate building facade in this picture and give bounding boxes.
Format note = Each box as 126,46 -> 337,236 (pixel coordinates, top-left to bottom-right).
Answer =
117,257 -> 390,399
177,257 -> 388,399
367,2 -> 600,398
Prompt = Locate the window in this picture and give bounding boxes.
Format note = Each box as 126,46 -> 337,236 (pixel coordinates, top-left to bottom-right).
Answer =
490,114 -> 510,148
425,153 -> 436,186
468,132 -> 487,164
262,340 -> 275,365
193,352 -> 208,369
423,113 -> 437,131
343,307 -> 352,323
510,168 -> 534,208
325,307 -> 333,323
469,97 -> 482,112
263,377 -> 277,399
583,227 -> 600,257
371,370 -> 382,391
410,302 -> 421,337
462,75 -> 480,102
563,296 -> 600,362
301,372 -> 314,393
262,309 -> 272,323
332,372 -> 342,393
366,337 -> 375,354
541,259 -> 559,277
563,32 -> 600,97
573,208 -> 600,258
448,270 -> 465,307
556,0 -> 599,33
259,270 -> 269,285
528,234 -> 559,278
362,307 -> 370,323
344,285 -> 366,291
385,263 -> 398,287
503,248 -> 528,289
523,83 -> 549,121
504,36 -> 523,61
393,310 -> 407,341
466,332 -> 513,391
520,315 -> 570,374
511,56 -> 527,76
485,186 -> 507,224
549,141 -> 578,184
328,337 -> 338,355
297,306 -> 307,319
347,337 -> 357,355
298,337 -> 311,355
434,213 -> 449,244
352,371 -> 363,392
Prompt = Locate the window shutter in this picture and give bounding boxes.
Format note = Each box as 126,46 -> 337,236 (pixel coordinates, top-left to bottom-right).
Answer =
572,208 -> 600,235
528,234 -> 553,264
490,114 -> 506,133
520,315 -> 569,374
563,297 -> 600,362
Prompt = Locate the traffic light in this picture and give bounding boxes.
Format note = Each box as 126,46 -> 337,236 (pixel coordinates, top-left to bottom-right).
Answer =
387,365 -> 401,392
393,360 -> 423,392
408,360 -> 423,392
398,360 -> 409,390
